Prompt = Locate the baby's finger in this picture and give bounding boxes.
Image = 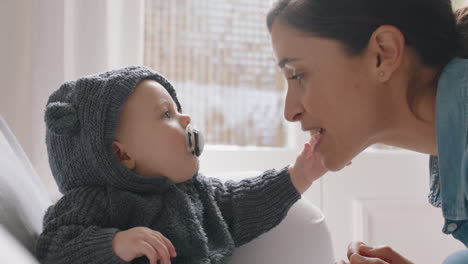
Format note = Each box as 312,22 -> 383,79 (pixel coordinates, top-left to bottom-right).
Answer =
140,242 -> 158,264
299,143 -> 314,161
147,236 -> 171,264
159,235 -> 177,258
301,143 -> 308,156
304,143 -> 312,154
310,133 -> 321,151
309,133 -> 319,145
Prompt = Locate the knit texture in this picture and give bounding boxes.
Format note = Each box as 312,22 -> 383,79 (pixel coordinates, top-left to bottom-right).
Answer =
38,66 -> 301,263
37,169 -> 300,264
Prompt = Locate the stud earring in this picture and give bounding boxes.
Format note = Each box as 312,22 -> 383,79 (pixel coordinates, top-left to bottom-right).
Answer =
378,71 -> 385,78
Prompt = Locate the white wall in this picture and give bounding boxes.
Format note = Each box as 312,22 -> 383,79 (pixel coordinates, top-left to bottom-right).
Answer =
0,0 -> 145,200
64,0 -> 145,79
0,0 -> 68,198
30,0 -> 67,199
0,0 -> 33,160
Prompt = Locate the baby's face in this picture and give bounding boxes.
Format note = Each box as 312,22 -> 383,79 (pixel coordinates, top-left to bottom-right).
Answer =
114,79 -> 198,183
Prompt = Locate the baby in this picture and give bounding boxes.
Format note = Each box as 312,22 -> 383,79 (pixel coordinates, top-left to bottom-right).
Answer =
36,66 -> 327,264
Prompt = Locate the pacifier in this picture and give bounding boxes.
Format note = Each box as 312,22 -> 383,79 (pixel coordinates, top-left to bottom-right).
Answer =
185,124 -> 204,157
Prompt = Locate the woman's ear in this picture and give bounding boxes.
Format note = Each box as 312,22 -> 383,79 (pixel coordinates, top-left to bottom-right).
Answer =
112,141 -> 136,170
369,25 -> 405,82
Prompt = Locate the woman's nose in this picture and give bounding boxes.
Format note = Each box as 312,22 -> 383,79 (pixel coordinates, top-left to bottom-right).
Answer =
284,88 -> 303,122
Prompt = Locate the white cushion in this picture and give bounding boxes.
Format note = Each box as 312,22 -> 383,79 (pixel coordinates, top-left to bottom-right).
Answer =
0,116 -> 51,255
214,171 -> 335,264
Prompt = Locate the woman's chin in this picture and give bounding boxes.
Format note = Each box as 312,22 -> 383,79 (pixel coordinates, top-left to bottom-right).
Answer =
322,156 -> 347,172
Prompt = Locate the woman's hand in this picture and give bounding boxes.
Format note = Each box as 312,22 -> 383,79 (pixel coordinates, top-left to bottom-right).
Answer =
336,242 -> 414,264
112,227 -> 177,264
289,132 -> 351,194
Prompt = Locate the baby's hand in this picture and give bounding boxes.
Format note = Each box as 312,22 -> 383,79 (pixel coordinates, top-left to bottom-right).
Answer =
289,132 -> 351,193
289,132 -> 328,193
112,227 -> 177,264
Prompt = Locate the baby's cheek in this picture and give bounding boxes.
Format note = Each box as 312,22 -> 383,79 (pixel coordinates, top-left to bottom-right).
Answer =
164,134 -> 186,154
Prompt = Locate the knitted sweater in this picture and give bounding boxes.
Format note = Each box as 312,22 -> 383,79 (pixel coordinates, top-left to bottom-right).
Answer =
36,168 -> 300,264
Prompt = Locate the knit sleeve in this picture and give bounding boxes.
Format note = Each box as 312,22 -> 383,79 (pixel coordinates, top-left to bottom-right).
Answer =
36,187 -> 126,264
206,167 -> 301,247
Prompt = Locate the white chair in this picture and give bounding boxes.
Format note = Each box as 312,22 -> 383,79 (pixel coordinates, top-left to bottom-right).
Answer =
0,225 -> 40,263
0,115 -> 335,263
230,200 -> 334,263
215,172 -> 335,264
0,115 -> 50,263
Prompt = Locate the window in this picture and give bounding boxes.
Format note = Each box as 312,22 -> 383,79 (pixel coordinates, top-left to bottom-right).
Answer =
144,1 -> 286,147
453,0 -> 465,8
145,0 -> 464,149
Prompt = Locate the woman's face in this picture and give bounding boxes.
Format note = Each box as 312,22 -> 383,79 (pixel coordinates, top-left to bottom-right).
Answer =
270,20 -> 384,171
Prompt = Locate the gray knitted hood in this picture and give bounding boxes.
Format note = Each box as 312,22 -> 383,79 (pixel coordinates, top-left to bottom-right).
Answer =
44,66 -> 182,193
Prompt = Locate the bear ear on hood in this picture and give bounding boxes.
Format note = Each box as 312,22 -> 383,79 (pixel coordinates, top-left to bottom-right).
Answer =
45,101 -> 80,136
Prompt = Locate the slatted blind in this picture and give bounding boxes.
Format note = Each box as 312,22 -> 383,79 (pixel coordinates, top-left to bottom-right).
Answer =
144,0 -> 286,147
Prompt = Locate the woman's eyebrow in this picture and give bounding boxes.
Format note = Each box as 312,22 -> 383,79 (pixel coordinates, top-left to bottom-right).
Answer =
278,57 -> 301,68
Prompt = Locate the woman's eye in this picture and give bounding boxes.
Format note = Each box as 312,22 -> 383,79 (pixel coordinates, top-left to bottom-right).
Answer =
288,74 -> 305,85
288,74 -> 303,80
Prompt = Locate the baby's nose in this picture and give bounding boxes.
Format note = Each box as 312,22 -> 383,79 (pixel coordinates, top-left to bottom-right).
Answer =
180,114 -> 191,128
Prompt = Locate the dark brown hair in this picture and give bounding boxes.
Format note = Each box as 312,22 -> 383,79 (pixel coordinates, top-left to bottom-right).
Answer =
456,4 -> 468,57
267,0 -> 468,117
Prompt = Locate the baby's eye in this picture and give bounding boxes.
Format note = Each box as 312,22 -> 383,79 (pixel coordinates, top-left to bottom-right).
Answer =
163,111 -> 171,119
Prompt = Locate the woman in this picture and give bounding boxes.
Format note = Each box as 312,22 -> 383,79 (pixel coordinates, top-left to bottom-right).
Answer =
266,0 -> 468,263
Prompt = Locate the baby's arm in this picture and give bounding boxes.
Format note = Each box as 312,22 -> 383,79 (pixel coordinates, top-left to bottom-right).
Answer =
205,168 -> 300,247
36,188 -> 123,264
38,224 -> 122,264
37,188 -> 175,264
203,133 -> 341,247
